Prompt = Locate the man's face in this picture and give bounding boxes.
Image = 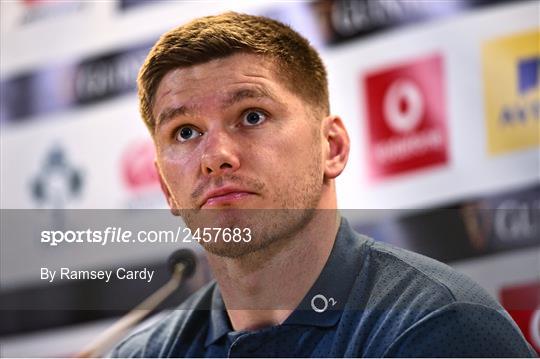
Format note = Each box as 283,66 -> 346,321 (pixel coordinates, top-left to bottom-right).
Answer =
152,53 -> 325,257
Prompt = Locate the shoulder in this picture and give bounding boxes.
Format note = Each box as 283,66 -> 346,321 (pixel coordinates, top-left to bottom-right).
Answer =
108,281 -> 216,358
383,302 -> 538,357
346,235 -> 536,356
361,237 -> 500,309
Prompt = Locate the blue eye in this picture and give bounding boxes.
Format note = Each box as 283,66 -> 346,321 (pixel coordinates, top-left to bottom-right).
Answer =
243,110 -> 267,126
175,126 -> 202,142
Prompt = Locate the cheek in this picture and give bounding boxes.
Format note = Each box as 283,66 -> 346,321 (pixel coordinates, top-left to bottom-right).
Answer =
157,147 -> 198,194
275,124 -> 320,167
257,130 -> 320,187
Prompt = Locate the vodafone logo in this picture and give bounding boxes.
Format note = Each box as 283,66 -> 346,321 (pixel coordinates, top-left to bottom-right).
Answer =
500,281 -> 540,353
383,79 -> 424,134
531,310 -> 540,350
363,54 -> 448,179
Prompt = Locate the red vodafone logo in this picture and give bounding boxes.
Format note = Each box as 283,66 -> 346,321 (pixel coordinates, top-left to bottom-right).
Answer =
500,281 -> 540,353
121,139 -> 159,191
383,79 -> 424,134
531,310 -> 540,351
364,54 -> 448,180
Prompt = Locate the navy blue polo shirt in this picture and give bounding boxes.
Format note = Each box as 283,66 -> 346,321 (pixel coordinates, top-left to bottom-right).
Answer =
110,218 -> 537,357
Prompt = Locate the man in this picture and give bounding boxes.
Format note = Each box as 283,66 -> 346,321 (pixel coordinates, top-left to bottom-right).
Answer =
111,12 -> 536,357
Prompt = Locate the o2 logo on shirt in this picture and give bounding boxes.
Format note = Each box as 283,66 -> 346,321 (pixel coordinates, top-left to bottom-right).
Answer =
311,294 -> 337,313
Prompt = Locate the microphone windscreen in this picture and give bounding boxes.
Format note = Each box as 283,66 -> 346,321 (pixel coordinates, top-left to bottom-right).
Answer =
167,248 -> 197,279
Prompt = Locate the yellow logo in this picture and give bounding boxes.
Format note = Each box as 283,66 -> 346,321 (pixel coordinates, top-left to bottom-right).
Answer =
482,30 -> 539,155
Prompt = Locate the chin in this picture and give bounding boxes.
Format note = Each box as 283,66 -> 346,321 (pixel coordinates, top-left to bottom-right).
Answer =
200,239 -> 268,259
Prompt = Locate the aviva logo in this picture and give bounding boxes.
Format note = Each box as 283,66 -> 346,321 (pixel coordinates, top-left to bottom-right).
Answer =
483,30 -> 539,155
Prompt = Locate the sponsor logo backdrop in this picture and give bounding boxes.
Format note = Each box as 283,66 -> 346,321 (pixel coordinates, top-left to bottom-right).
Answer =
482,30 -> 540,155
0,0 -> 538,355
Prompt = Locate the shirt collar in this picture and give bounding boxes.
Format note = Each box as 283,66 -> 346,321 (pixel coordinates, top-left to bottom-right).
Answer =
282,217 -> 367,327
205,286 -> 230,347
205,217 -> 367,347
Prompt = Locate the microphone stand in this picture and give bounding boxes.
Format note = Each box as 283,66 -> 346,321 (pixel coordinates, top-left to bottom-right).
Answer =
76,262 -> 187,358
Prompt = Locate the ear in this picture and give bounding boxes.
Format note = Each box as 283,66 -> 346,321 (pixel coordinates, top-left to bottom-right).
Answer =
154,160 -> 180,216
321,115 -> 350,180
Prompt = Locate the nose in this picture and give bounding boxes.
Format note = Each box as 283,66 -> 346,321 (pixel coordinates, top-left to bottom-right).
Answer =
200,131 -> 240,176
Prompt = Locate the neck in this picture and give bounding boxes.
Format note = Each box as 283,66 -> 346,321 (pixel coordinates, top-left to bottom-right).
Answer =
206,207 -> 340,332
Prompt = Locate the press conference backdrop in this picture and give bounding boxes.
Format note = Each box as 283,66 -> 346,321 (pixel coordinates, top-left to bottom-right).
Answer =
1,0 -> 539,356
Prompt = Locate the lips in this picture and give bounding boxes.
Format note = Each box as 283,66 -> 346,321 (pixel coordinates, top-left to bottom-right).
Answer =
201,187 -> 257,208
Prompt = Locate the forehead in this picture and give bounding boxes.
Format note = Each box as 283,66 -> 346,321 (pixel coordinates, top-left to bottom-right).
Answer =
152,53 -> 286,119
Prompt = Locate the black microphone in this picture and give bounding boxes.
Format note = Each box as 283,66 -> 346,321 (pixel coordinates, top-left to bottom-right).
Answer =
168,248 -> 197,280
77,249 -> 197,358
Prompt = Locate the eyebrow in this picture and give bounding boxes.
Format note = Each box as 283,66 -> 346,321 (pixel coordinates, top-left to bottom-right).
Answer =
223,87 -> 277,107
156,106 -> 190,133
155,86 -> 278,133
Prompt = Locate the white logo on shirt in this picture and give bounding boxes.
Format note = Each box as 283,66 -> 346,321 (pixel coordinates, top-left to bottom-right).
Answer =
311,294 -> 337,313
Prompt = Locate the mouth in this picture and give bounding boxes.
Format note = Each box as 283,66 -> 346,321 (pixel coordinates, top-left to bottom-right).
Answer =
201,187 -> 257,208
